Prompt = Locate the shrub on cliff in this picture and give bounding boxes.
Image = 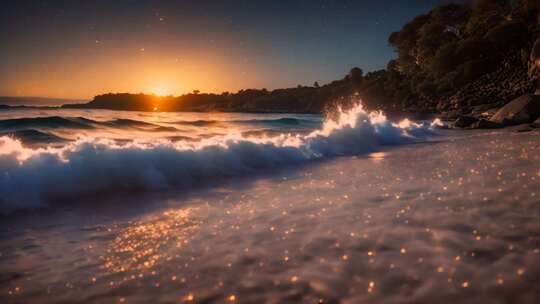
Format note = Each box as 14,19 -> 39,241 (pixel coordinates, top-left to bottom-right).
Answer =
388,14 -> 430,75
348,67 -> 364,88
381,0 -> 540,109
429,38 -> 493,79
484,21 -> 528,49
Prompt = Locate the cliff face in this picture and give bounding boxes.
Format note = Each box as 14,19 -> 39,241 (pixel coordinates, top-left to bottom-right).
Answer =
435,51 -> 534,119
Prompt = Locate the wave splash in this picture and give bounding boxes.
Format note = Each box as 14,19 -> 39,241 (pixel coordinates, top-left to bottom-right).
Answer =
0,104 -> 436,213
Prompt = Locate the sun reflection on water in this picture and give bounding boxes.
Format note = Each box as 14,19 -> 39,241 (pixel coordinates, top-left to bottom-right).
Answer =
102,208 -> 200,276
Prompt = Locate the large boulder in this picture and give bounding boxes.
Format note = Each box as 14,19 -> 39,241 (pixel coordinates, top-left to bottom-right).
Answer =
532,117 -> 540,128
490,94 -> 540,124
529,36 -> 540,93
470,104 -> 499,119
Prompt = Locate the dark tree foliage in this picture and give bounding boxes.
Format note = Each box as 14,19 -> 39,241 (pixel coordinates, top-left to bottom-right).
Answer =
384,0 -> 539,106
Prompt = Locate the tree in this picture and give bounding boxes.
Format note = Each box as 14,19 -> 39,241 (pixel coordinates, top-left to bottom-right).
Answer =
313,81 -> 320,88
349,67 -> 364,87
388,13 -> 430,74
416,4 -> 470,68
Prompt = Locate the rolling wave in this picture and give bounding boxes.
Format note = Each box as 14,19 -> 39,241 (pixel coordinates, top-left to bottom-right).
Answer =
0,116 -> 95,130
173,120 -> 221,127
171,117 -> 320,127
104,118 -> 162,128
231,117 -> 320,126
103,118 -> 179,132
0,116 -> 179,140
0,105 -> 437,213
0,116 -> 317,139
0,129 -> 67,144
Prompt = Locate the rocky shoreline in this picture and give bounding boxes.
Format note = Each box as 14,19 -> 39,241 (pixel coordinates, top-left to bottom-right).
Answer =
428,36 -> 540,130
447,94 -> 540,129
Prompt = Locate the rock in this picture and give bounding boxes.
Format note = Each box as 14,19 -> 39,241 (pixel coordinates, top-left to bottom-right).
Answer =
470,104 -> 499,119
441,110 -> 460,120
515,124 -> 533,132
522,48 -> 530,66
489,94 -> 540,125
529,36 -> 540,91
471,119 -> 503,129
530,36 -> 540,70
436,100 -> 449,112
532,117 -> 540,128
471,104 -> 496,112
453,115 -> 478,128
479,108 -> 498,119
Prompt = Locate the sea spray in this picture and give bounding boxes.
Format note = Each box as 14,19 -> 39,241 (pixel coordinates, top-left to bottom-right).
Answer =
0,104 -> 436,213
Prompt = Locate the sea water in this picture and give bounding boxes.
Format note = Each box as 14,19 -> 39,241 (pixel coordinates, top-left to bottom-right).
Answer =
0,106 -> 539,303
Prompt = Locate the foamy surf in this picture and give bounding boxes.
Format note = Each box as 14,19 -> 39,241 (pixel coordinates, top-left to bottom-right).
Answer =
0,104 -> 436,213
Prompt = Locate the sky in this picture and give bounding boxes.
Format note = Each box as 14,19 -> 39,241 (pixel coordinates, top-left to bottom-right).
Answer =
0,0 -> 454,100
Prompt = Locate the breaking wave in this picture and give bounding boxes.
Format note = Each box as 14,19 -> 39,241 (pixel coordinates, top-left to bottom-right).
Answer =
0,116 -> 95,130
0,116 -> 180,131
231,117 -> 319,127
171,117 -> 319,127
0,105 -> 438,213
103,118 -> 177,131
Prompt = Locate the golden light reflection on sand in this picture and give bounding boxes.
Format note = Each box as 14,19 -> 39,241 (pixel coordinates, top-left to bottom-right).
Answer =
102,208 -> 200,276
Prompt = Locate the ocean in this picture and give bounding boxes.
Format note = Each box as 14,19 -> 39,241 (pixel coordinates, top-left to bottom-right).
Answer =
1,106 -> 539,303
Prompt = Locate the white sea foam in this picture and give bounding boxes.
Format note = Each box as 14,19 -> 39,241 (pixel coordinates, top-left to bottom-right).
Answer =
0,104 -> 436,213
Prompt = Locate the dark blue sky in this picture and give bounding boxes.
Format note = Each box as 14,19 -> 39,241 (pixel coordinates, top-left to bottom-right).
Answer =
0,0 -> 455,99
